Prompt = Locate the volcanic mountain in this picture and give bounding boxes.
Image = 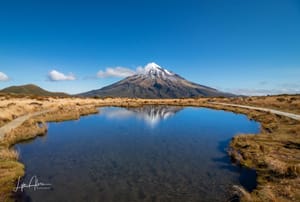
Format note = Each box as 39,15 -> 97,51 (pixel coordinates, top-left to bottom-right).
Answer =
80,63 -> 233,98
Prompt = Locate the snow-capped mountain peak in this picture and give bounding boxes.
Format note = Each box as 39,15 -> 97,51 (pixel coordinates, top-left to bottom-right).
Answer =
142,62 -> 174,79
80,62 -> 233,98
144,62 -> 162,72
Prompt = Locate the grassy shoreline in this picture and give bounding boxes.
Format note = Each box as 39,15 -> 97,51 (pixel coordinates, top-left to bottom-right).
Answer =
0,96 -> 299,201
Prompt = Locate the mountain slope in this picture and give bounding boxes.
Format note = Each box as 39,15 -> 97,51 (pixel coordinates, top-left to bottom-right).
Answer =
80,63 -> 234,98
0,84 -> 69,97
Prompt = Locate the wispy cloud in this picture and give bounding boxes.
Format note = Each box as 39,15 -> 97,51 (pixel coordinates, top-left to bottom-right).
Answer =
228,88 -> 300,96
136,66 -> 147,74
226,81 -> 300,96
0,72 -> 9,81
97,67 -> 136,78
96,63 -> 155,79
48,70 -> 76,81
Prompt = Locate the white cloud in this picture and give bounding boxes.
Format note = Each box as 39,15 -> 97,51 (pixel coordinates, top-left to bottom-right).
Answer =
97,67 -> 136,78
48,70 -> 76,81
0,72 -> 9,81
96,63 -> 160,79
136,66 -> 146,74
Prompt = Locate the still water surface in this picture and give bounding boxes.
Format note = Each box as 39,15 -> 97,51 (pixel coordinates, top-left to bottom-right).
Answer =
15,106 -> 260,202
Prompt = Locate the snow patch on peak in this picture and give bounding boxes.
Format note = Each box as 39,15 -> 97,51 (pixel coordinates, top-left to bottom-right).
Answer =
164,69 -> 173,76
144,62 -> 162,72
140,62 -> 174,79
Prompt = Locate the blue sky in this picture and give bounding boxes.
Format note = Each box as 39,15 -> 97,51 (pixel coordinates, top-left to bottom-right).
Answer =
0,0 -> 300,95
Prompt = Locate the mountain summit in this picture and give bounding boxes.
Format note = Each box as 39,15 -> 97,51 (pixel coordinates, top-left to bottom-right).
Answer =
142,62 -> 175,79
80,62 -> 233,98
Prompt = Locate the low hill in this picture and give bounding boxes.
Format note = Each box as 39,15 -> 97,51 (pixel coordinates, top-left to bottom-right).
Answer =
0,84 -> 69,97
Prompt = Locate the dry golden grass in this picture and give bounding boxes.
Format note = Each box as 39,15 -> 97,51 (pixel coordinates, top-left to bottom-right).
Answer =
4,119 -> 48,146
216,95 -> 300,114
0,160 -> 24,202
0,143 -> 24,202
0,149 -> 19,161
218,97 -> 300,202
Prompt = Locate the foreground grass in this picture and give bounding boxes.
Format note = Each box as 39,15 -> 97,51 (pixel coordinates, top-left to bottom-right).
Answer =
212,95 -> 300,114
0,95 -> 299,201
0,147 -> 24,202
217,106 -> 300,201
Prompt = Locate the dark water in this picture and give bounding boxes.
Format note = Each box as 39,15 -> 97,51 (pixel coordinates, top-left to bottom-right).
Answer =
15,106 -> 260,202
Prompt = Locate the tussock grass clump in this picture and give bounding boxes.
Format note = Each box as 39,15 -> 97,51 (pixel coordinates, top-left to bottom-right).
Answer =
0,145 -> 24,202
232,185 -> 253,201
0,119 -> 47,201
4,119 -> 48,146
225,104 -> 300,201
0,160 -> 24,202
0,149 -> 19,161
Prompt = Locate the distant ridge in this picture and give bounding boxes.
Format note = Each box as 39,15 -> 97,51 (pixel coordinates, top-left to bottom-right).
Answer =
0,84 -> 69,97
80,62 -> 234,98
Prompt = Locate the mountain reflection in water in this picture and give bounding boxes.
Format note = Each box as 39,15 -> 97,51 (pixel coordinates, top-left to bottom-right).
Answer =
101,106 -> 183,126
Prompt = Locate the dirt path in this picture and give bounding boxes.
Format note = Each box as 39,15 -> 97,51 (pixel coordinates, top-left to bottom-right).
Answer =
0,109 -> 52,140
211,102 -> 300,121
